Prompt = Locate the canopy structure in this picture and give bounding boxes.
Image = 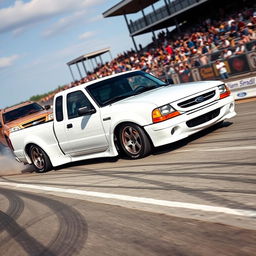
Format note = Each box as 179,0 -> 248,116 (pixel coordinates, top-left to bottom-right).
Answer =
67,47 -> 112,81
103,0 -> 159,17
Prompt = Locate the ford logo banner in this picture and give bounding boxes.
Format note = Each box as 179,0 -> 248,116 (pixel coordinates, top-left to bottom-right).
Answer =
237,92 -> 247,98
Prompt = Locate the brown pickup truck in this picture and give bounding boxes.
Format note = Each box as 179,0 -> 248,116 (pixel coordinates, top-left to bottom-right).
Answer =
0,101 -> 53,148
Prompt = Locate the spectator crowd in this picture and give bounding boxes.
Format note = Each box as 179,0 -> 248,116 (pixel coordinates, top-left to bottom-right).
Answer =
41,6 -> 256,103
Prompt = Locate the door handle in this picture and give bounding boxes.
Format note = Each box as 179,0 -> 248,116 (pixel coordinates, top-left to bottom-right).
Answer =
67,123 -> 73,129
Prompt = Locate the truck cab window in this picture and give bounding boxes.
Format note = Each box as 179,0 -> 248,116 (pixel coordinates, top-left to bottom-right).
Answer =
55,96 -> 63,122
67,90 -> 93,119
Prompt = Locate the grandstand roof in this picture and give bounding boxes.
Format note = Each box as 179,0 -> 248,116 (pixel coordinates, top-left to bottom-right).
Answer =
67,47 -> 111,66
103,0 -> 159,17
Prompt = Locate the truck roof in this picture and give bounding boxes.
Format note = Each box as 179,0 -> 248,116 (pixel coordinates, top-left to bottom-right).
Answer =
2,101 -> 34,113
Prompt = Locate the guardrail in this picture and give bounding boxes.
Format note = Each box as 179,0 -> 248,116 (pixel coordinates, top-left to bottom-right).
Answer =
129,0 -> 206,34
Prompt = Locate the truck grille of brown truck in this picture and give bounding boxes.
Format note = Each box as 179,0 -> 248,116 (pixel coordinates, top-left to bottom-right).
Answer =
22,117 -> 47,128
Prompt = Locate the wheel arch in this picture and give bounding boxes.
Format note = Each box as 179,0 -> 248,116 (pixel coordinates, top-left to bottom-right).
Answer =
25,143 -> 35,160
25,142 -> 52,166
24,143 -> 42,164
113,121 -> 154,153
25,143 -> 53,172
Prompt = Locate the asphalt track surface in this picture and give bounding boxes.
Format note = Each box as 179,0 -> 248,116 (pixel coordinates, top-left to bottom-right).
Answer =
0,101 -> 256,256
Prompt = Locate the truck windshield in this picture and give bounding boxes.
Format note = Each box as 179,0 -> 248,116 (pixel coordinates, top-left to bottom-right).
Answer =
86,71 -> 166,107
3,103 -> 44,124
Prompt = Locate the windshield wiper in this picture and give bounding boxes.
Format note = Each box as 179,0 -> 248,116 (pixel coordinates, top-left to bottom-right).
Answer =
103,95 -> 130,105
133,85 -> 158,95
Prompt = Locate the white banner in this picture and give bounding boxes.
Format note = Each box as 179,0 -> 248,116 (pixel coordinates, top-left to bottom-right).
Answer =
227,76 -> 256,90
232,87 -> 256,100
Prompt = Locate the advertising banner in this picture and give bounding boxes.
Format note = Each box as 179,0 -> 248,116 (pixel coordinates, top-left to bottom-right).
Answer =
179,71 -> 194,83
171,73 -> 180,84
199,64 -> 217,80
232,87 -> 256,100
191,68 -> 201,81
227,76 -> 256,90
247,52 -> 256,70
228,55 -> 251,75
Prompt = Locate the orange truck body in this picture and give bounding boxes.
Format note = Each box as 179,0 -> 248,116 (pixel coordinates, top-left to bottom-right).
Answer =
0,101 -> 52,148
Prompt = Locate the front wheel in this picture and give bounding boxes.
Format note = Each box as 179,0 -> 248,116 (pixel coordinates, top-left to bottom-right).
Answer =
118,123 -> 151,159
29,145 -> 52,173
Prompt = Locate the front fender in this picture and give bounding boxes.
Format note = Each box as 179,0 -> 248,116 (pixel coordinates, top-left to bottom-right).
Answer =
108,112 -> 152,154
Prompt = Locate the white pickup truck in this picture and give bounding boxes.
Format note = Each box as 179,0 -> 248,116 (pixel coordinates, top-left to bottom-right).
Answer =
10,70 -> 236,172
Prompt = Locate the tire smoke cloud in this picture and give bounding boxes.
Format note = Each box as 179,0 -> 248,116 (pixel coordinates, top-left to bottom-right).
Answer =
0,145 -> 33,175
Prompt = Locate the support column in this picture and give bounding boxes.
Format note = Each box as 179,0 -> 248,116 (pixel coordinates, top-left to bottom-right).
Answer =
124,13 -> 138,52
68,65 -> 75,82
76,63 -> 83,79
141,9 -> 148,26
131,36 -> 138,52
151,4 -> 157,24
109,51 -> 113,60
99,55 -> 103,65
164,0 -> 171,15
175,17 -> 181,34
90,59 -> 94,71
152,4 -> 156,14
152,31 -> 156,39
150,4 -> 157,48
82,61 -> 87,76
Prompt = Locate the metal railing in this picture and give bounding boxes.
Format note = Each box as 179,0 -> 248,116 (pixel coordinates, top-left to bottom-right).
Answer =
129,0 -> 205,34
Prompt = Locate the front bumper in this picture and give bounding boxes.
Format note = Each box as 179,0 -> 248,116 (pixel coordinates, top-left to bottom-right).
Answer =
144,96 -> 236,147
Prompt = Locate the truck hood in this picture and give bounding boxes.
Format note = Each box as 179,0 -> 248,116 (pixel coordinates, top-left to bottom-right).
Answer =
113,80 -> 222,107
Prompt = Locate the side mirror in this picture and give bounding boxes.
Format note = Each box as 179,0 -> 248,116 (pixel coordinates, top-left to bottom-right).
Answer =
44,105 -> 51,110
78,106 -> 96,116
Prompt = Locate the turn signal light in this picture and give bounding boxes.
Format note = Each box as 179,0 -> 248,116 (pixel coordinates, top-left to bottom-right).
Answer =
218,84 -> 231,99
152,106 -> 180,123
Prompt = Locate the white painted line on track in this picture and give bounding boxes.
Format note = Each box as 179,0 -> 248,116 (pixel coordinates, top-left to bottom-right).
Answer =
177,146 -> 256,152
1,181 -> 256,218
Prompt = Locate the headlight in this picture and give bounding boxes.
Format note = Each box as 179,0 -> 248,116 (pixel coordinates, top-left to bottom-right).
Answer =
10,126 -> 21,133
47,113 -> 54,120
152,104 -> 180,123
218,84 -> 231,99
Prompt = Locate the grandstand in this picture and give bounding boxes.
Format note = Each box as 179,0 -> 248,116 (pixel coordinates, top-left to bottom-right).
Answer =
103,0 -> 255,50
40,0 -> 256,103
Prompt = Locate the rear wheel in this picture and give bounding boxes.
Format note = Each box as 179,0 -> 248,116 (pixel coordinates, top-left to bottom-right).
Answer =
118,123 -> 151,159
29,145 -> 52,173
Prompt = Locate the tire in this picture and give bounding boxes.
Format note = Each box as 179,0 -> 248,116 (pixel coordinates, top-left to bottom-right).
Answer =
29,145 -> 52,173
118,123 -> 151,159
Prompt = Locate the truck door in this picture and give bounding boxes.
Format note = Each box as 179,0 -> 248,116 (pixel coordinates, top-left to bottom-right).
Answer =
54,90 -> 109,157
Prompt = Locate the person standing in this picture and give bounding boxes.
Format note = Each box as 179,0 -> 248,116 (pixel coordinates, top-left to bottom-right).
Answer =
216,60 -> 229,79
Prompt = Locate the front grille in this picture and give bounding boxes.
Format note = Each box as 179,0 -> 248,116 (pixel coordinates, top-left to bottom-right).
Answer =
186,108 -> 220,128
178,90 -> 216,108
22,117 -> 46,128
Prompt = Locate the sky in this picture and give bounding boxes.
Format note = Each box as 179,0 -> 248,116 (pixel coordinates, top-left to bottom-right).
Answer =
0,0 -> 165,108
